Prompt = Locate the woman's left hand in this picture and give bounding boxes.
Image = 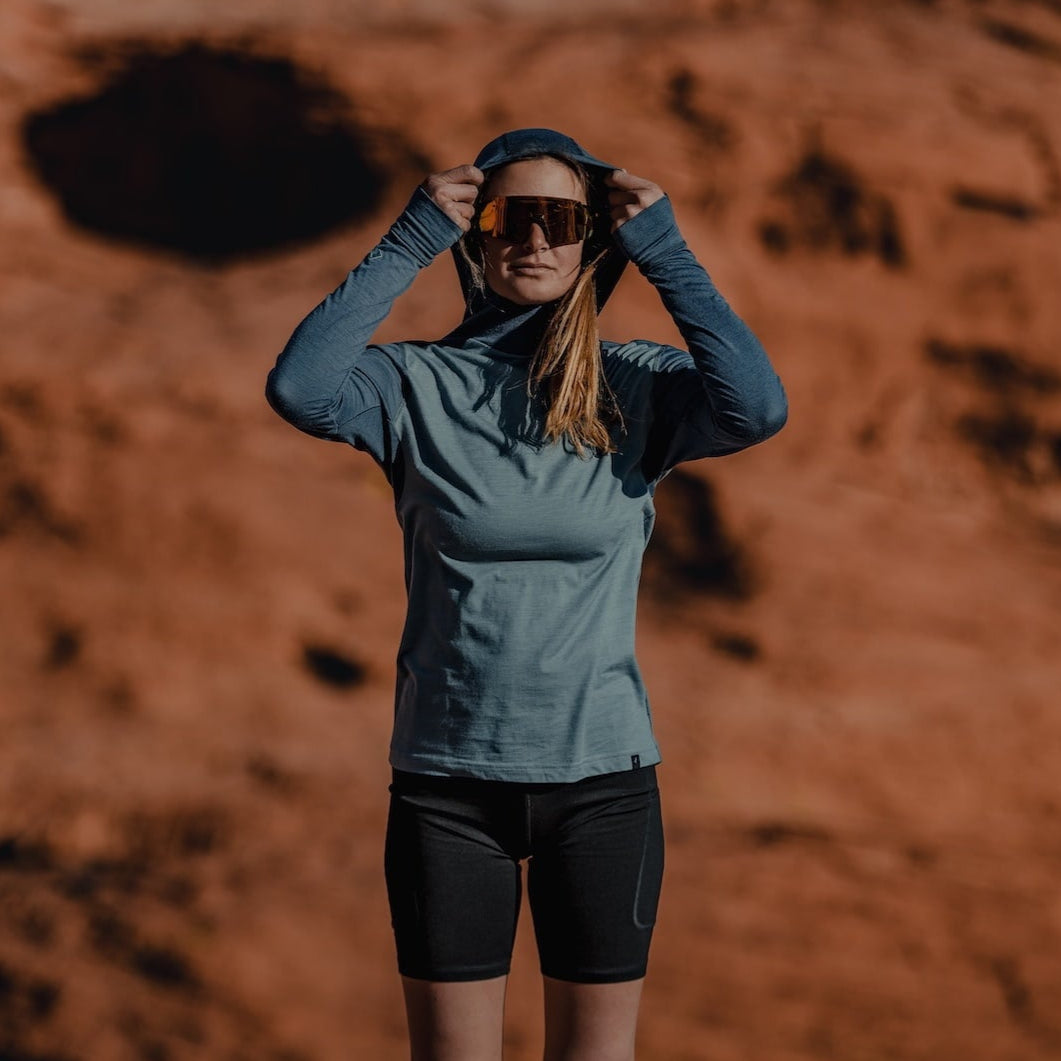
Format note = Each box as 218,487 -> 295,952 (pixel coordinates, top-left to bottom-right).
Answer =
604,170 -> 665,232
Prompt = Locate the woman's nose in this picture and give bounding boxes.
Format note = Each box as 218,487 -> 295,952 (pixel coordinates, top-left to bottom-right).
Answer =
521,222 -> 549,251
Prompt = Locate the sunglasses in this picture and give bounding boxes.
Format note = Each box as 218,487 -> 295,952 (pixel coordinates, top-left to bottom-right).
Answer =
476,195 -> 591,247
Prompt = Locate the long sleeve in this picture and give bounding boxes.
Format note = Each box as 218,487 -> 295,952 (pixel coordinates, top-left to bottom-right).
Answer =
264,186 -> 463,464
611,195 -> 788,482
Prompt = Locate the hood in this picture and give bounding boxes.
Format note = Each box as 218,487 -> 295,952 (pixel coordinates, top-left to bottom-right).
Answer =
443,128 -> 627,354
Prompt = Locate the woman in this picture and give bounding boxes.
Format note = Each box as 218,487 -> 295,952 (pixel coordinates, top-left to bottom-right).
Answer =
266,128 -> 787,1061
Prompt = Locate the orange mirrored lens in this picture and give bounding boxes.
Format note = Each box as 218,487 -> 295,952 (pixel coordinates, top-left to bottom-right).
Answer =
477,196 -> 588,246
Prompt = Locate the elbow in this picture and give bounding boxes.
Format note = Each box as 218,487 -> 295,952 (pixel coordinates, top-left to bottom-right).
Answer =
264,362 -> 339,439
725,384 -> 787,448
264,362 -> 320,431
756,387 -> 788,441
264,364 -> 299,423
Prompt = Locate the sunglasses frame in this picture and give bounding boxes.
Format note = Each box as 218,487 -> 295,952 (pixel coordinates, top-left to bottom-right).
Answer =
476,195 -> 592,247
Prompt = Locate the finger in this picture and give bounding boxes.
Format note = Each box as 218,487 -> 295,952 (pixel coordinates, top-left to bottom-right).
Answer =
608,188 -> 660,212
423,169 -> 483,208
604,168 -> 653,189
437,164 -> 485,186
442,206 -> 473,233
611,214 -> 640,232
440,181 -> 482,204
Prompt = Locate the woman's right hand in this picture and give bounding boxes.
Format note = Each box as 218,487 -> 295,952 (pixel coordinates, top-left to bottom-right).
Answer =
421,165 -> 485,233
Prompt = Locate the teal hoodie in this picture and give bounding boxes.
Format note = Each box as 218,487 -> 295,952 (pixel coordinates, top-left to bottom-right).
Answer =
266,128 -> 787,782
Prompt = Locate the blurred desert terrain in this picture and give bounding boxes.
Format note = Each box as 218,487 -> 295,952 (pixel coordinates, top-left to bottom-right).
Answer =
2,0 -> 1061,1058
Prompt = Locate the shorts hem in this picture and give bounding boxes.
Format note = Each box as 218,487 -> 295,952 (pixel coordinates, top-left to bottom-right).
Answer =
398,964 -> 512,983
540,965 -> 649,984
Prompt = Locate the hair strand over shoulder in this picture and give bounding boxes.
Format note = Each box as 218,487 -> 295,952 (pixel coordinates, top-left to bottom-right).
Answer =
528,251 -> 624,458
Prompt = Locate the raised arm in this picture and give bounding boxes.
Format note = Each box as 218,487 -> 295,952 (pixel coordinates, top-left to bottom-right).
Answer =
606,171 -> 788,480
264,166 -> 482,458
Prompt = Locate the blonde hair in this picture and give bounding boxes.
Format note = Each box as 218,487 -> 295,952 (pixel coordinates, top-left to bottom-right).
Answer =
458,155 -> 625,458
527,250 -> 623,457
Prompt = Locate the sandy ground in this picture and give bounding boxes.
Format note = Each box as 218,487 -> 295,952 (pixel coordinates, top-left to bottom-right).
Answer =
2,0 -> 1061,1058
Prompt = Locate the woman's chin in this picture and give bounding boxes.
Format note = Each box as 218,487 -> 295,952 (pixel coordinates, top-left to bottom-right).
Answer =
489,277 -> 571,306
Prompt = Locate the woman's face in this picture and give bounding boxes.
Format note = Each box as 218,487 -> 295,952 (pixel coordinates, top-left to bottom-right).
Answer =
481,157 -> 586,306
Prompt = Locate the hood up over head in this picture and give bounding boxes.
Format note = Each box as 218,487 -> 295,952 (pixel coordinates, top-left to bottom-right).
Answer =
442,128 -> 627,354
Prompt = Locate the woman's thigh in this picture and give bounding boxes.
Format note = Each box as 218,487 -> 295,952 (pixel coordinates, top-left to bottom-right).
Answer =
384,771 -> 524,983
526,767 -> 665,985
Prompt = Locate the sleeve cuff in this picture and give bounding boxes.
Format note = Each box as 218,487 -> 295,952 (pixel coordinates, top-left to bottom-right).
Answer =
385,185 -> 466,266
611,194 -> 687,269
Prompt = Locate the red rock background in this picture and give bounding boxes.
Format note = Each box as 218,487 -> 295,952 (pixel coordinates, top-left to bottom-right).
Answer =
2,0 -> 1061,1058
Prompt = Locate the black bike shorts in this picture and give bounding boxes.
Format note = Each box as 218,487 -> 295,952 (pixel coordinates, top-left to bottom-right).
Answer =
384,764 -> 664,984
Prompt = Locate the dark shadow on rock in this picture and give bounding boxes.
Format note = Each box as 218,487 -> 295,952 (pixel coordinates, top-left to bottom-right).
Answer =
123,805 -> 230,860
666,68 -> 738,151
642,469 -> 756,604
759,143 -> 906,268
0,1045 -> 75,1061
98,676 -> 138,717
41,623 -> 81,671
0,1052 -> 77,1061
86,906 -> 138,958
978,17 -> 1061,64
0,959 -> 65,1060
747,821 -> 833,847
130,944 -> 201,993
950,186 -> 1040,220
135,1041 -> 171,1061
57,863 -> 113,901
665,67 -> 738,211
302,643 -> 366,689
87,906 -> 202,994
152,874 -> 199,910
0,382 -> 45,419
0,836 -> 54,874
1,830 -> 312,1060
245,753 -> 303,798
985,954 -> 1035,1026
14,905 -> 56,950
924,336 -> 1061,486
710,629 -> 762,662
20,39 -> 417,265
957,409 -> 1040,481
924,338 -> 1061,395
0,480 -> 82,545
